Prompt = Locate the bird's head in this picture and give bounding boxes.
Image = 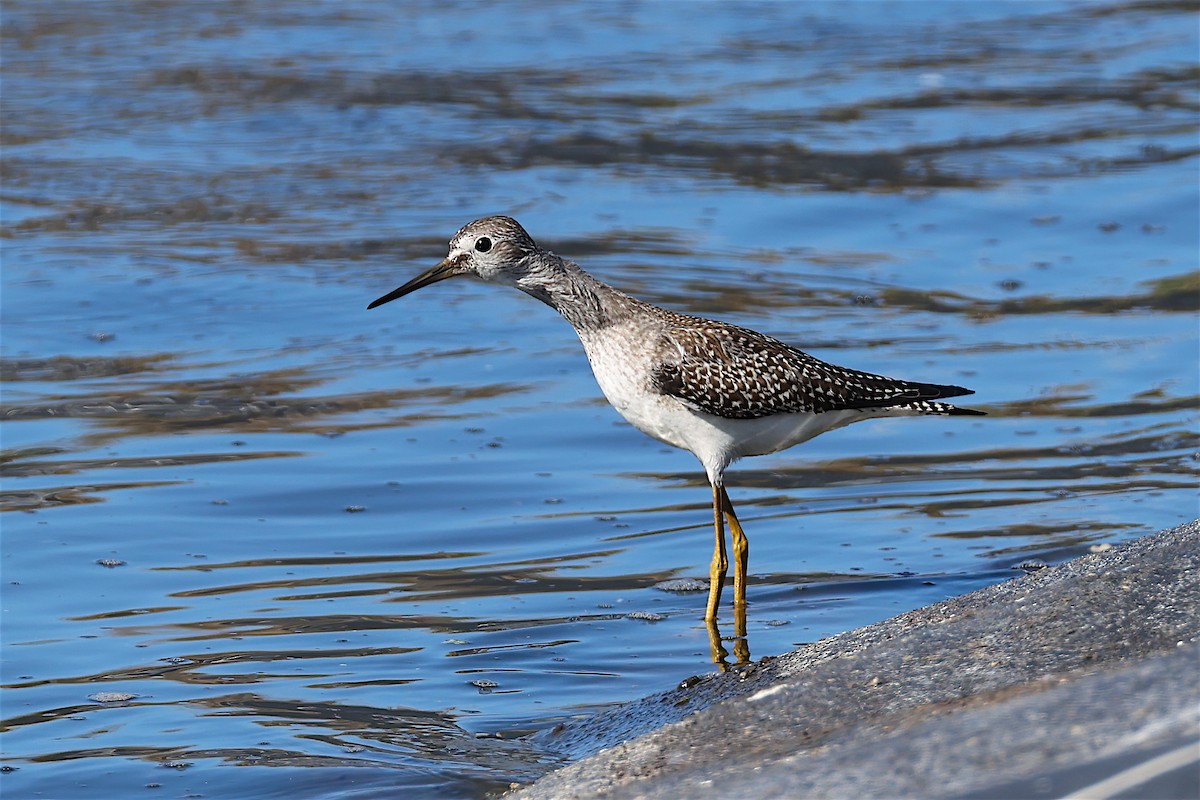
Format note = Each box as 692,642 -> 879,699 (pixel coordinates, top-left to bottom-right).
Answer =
368,216 -> 538,309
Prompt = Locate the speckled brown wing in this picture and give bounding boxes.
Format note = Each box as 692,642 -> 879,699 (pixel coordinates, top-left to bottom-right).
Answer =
649,316 -> 976,419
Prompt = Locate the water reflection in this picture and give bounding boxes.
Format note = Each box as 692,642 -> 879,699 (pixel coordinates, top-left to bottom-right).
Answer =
2,368 -> 525,436
2,0 -> 1197,797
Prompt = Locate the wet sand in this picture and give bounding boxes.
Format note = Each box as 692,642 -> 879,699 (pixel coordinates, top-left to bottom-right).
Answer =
517,520 -> 1200,798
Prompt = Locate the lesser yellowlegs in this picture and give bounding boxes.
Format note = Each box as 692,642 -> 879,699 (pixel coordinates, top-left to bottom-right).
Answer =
369,216 -> 984,625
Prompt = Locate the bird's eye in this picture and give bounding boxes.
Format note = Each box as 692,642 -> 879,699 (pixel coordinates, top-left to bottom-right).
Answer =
474,237 -> 492,253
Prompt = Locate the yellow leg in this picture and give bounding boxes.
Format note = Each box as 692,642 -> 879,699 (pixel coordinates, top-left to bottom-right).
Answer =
719,486 -> 749,610
705,482 -> 728,621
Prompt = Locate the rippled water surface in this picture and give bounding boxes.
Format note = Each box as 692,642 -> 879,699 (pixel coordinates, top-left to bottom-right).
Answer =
2,1 -> 1197,797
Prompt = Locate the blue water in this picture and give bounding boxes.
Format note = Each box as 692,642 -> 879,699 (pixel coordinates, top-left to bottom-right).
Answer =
2,1 -> 1197,797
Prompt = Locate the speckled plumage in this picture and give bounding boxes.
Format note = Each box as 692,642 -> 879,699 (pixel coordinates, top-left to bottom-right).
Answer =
369,215 -> 985,626
648,312 -> 973,419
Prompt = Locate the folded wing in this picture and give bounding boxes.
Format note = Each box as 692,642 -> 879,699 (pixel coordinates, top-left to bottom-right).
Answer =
650,318 -> 977,420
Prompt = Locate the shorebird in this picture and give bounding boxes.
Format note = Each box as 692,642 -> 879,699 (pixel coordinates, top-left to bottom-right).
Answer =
369,216 -> 984,625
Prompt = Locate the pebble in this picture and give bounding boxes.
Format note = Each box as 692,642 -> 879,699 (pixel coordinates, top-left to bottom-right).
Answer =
652,579 -> 707,593
89,691 -> 138,702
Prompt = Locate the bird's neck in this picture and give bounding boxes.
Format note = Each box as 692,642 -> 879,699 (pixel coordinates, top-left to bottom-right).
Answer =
515,253 -> 639,331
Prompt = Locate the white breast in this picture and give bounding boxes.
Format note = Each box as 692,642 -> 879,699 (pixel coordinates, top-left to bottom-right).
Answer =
577,324 -> 691,449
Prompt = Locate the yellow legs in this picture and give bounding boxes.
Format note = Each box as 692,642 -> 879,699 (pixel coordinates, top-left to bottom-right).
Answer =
705,482 -> 750,666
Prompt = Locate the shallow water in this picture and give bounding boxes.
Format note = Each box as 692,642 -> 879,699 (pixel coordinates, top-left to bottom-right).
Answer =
2,1 -> 1197,797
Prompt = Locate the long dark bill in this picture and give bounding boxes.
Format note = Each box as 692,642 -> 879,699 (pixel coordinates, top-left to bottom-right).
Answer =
367,256 -> 464,309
